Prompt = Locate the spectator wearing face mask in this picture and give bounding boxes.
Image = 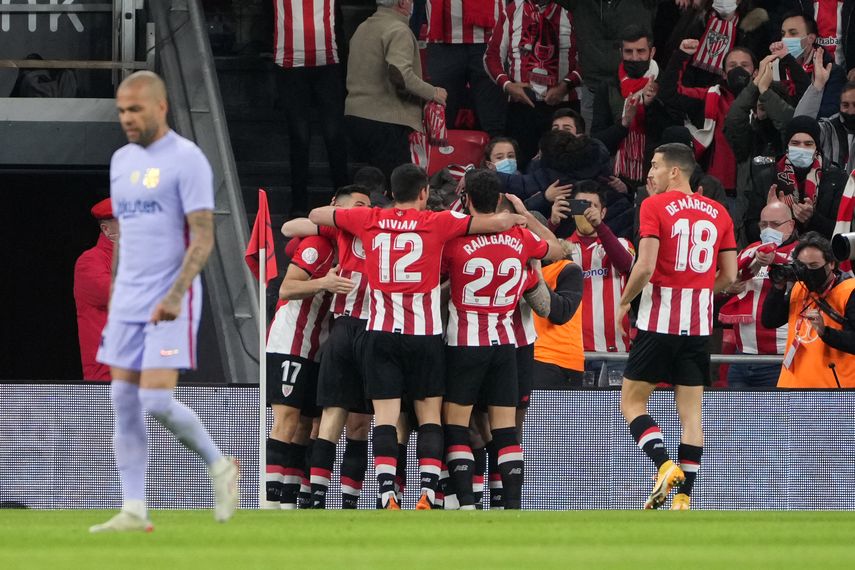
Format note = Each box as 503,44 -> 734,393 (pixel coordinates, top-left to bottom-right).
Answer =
664,0 -> 772,89
761,231 -> 855,387
659,42 -> 758,200
719,198 -> 798,387
747,115 -> 847,242
795,59 -> 855,172
772,1 -> 855,74
483,136 -> 521,175
591,25 -> 674,190
725,51 -> 795,244
772,10 -> 846,117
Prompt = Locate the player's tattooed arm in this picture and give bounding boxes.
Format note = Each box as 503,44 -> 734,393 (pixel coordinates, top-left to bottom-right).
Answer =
151,209 -> 214,323
282,217 -> 319,238
523,279 -> 552,318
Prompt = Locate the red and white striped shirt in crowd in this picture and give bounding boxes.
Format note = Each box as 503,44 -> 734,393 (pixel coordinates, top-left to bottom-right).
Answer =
333,207 -> 472,335
719,241 -> 797,354
815,0 -> 845,65
319,226 -> 371,319
635,190 -> 736,336
273,0 -> 338,68
565,234 -> 635,352
266,235 -> 334,361
483,0 -> 581,99
444,228 -> 548,347
692,11 -> 738,76
510,267 -> 539,347
426,0 -> 504,45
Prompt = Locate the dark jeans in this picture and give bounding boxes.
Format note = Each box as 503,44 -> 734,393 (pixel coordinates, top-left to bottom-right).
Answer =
506,99 -> 577,170
727,362 -> 781,389
278,64 -> 349,212
426,43 -> 506,137
532,359 -> 583,389
344,115 -> 412,181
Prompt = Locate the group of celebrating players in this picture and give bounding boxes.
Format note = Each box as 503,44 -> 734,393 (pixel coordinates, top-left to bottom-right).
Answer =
266,142 -> 737,512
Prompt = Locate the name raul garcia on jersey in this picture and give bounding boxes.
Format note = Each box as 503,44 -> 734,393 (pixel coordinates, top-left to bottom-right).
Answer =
463,233 -> 526,255
665,196 -> 720,219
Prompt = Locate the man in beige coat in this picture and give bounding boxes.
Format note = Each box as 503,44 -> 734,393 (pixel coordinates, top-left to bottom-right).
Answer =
345,0 -> 447,178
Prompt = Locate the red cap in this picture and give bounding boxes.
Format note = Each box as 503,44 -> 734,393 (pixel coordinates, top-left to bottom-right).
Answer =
90,198 -> 114,220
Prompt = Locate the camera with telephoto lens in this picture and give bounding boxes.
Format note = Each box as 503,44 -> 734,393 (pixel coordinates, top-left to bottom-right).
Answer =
832,232 -> 855,263
768,260 -> 808,285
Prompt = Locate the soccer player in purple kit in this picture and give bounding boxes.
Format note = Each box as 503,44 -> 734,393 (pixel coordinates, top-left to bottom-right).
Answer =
90,71 -> 239,532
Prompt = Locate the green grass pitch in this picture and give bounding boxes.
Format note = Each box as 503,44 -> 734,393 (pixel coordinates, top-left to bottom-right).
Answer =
2,510 -> 854,569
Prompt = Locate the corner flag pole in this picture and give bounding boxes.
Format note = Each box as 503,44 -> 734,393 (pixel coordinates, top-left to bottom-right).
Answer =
258,250 -> 267,509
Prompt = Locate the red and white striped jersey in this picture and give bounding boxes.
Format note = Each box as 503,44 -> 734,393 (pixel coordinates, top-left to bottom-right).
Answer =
635,190 -> 736,336
443,227 -> 548,347
273,0 -> 338,69
334,206 -> 472,335
319,225 -> 371,319
266,235 -> 334,360
510,267 -> 539,347
815,0 -> 845,65
565,234 -> 635,352
426,0 -> 504,45
722,241 -> 797,355
483,0 -> 581,98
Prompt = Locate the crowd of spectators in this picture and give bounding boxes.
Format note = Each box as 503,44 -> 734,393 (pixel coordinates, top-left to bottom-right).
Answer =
265,0 -> 855,389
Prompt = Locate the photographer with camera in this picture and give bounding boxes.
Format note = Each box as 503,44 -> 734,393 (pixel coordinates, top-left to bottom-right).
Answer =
719,199 -> 798,388
761,232 -> 855,388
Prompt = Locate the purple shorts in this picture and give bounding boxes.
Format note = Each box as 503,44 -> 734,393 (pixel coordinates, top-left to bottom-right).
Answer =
96,316 -> 200,372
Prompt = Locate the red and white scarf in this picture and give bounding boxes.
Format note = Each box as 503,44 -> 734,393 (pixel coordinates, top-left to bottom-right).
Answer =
685,84 -> 722,157
815,0 -> 845,65
776,155 -> 822,206
409,101 -> 449,170
692,11 -> 739,76
614,60 -> 659,182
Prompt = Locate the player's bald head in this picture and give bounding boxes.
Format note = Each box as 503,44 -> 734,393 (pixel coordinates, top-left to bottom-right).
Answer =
118,71 -> 167,103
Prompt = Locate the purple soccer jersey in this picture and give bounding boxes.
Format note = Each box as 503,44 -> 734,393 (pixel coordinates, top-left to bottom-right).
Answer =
108,130 -> 214,322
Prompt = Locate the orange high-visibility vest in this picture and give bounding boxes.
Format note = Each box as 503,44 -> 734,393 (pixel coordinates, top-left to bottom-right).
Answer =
533,260 -> 584,372
778,278 -> 855,388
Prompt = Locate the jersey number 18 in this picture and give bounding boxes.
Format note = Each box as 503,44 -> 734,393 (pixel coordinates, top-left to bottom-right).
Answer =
671,218 -> 717,273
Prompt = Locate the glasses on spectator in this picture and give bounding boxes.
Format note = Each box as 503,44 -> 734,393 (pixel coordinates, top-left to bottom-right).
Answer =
758,219 -> 792,229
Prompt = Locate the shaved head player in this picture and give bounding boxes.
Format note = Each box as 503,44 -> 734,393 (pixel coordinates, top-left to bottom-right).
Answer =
90,71 -> 239,532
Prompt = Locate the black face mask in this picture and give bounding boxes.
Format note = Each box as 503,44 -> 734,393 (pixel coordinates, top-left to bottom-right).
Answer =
840,111 -> 855,132
623,59 -> 650,79
802,265 -> 831,293
726,67 -> 751,97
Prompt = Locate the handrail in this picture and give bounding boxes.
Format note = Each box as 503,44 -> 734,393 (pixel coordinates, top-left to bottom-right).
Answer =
0,4 -> 113,12
0,59 -> 149,70
584,352 -> 784,365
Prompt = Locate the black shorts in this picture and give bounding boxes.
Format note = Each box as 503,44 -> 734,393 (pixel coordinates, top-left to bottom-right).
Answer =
445,345 -> 518,408
266,353 -> 321,417
317,316 -> 371,413
515,344 -> 535,409
361,331 -> 445,400
624,330 -> 710,387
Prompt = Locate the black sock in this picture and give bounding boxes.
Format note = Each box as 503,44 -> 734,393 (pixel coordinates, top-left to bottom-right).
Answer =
628,415 -> 670,468
486,440 -> 503,509
373,425 -> 399,508
492,428 -> 523,509
340,438 -> 368,509
472,446 -> 487,509
444,425 -> 475,507
417,423 -> 443,505
265,438 -> 289,504
282,443 -> 306,509
309,438 -> 336,509
678,443 -> 703,496
298,440 -> 314,509
395,442 -> 408,502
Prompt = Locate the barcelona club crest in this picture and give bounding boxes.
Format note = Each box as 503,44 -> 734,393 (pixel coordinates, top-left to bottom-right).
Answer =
143,168 -> 160,189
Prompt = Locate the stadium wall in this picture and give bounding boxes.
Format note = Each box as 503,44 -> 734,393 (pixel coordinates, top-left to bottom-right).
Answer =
2,385 -> 853,510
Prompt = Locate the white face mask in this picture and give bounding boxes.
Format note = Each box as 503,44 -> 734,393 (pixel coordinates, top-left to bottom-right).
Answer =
712,0 -> 738,16
759,227 -> 784,246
